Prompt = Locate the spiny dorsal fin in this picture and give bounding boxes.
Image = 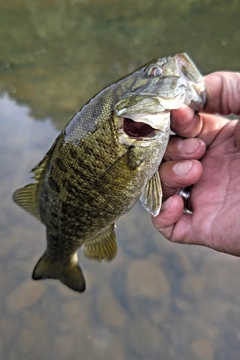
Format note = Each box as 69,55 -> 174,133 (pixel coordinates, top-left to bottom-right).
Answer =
13,183 -> 41,220
31,137 -> 59,181
32,251 -> 86,293
32,156 -> 49,182
13,134 -> 64,219
84,224 -> 117,262
140,171 -> 162,217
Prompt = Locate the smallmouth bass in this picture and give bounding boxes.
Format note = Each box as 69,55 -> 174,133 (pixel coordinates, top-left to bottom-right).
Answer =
13,53 -> 205,292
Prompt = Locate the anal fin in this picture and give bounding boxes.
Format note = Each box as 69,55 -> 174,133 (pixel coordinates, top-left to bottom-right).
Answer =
84,224 -> 117,262
13,183 -> 41,220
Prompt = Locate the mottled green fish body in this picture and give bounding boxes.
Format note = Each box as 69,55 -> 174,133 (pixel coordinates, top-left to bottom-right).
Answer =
13,53 -> 205,292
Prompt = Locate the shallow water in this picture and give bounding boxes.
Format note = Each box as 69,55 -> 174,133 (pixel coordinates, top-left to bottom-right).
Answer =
1,1 -> 240,359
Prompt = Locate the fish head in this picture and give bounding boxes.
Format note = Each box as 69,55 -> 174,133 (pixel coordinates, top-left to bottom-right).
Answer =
113,53 -> 205,148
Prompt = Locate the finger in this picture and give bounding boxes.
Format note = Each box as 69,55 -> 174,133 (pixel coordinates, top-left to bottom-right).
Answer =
152,195 -> 184,240
152,198 -> 197,245
164,137 -> 206,161
204,72 -> 240,116
160,159 -> 203,200
196,113 -> 230,148
171,105 -> 202,138
163,212 -> 196,244
234,119 -> 240,150
202,118 -> 237,150
171,107 -> 230,147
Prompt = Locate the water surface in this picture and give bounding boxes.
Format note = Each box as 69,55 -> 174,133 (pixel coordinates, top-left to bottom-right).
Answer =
1,1 -> 240,359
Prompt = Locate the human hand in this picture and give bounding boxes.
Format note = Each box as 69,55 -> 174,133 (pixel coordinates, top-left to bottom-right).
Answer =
152,72 -> 240,256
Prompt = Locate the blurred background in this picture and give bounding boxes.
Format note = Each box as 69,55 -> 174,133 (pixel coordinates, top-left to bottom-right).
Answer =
1,1 -> 240,359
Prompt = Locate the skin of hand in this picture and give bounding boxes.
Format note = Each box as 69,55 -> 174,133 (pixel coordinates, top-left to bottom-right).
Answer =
152,72 -> 240,256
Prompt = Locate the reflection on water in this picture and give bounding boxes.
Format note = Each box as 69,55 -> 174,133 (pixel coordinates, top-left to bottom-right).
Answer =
1,0 -> 240,129
1,1 -> 240,359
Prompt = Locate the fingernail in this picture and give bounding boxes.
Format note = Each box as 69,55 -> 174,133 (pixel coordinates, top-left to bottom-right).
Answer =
161,196 -> 173,211
179,138 -> 200,154
173,161 -> 193,176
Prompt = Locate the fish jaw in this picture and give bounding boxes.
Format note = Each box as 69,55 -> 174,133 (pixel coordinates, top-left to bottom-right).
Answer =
175,53 -> 206,110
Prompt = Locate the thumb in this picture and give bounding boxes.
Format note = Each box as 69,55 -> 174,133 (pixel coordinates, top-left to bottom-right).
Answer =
204,72 -> 240,116
234,120 -> 240,149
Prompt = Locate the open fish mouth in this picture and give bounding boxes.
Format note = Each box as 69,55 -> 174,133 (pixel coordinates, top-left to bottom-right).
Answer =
120,111 -> 170,139
123,117 -> 158,138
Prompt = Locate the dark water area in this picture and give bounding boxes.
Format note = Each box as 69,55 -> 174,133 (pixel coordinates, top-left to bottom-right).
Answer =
1,1 -> 240,359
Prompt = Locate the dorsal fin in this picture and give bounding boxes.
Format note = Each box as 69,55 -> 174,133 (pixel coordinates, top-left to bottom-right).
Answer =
31,155 -> 50,181
12,149 -> 53,220
140,171 -> 162,217
31,133 -> 63,181
13,133 -> 64,219
84,224 -> 117,262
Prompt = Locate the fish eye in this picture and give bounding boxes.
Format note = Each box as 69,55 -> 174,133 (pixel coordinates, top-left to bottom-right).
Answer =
150,66 -> 163,77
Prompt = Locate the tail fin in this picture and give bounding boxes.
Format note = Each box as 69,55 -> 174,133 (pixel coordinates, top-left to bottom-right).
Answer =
32,251 -> 86,293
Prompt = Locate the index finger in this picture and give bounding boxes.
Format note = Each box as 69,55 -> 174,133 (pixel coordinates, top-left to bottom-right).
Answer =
171,105 -> 203,138
171,106 -> 229,144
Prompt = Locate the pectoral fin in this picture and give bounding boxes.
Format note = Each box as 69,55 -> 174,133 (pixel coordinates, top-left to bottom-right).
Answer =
101,147 -> 143,180
140,171 -> 162,216
84,224 -> 117,262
